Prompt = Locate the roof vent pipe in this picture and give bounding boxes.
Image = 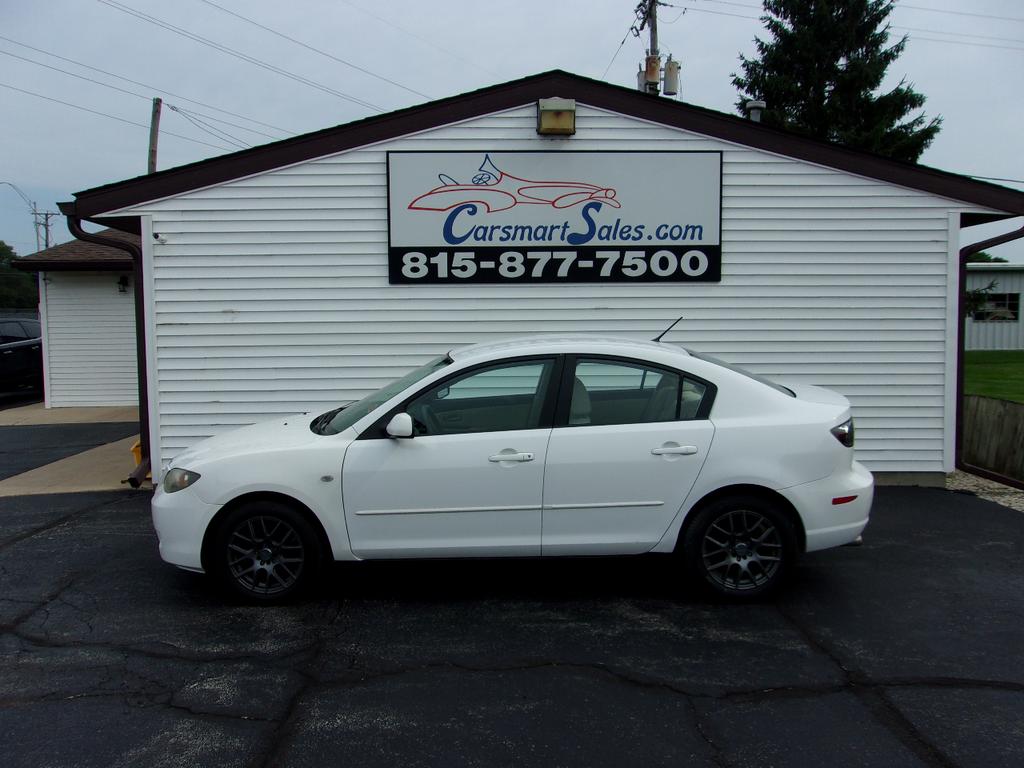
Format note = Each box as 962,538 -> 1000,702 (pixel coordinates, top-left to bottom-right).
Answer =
745,100 -> 766,123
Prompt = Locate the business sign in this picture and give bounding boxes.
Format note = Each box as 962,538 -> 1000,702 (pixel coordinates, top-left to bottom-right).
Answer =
386,151 -> 722,284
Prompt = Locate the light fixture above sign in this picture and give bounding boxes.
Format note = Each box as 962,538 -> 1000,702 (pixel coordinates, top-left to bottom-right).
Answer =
386,151 -> 723,285
536,98 -> 576,136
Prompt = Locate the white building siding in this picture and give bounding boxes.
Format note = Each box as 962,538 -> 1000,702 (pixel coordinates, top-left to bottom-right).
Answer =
965,268 -> 1024,350
41,271 -> 138,406
116,104 -> 984,473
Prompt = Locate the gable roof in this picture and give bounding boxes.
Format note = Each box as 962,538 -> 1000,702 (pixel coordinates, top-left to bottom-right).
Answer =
12,229 -> 137,272
60,70 -> 1024,221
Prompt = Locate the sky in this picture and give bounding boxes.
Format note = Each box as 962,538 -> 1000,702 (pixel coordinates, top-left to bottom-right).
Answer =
1,0 -> 1022,261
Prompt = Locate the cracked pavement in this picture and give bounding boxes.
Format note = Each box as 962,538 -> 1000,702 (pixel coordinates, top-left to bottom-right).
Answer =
0,487 -> 1022,767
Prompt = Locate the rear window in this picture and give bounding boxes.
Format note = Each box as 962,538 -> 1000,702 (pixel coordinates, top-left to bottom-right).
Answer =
685,350 -> 795,397
0,321 -> 26,343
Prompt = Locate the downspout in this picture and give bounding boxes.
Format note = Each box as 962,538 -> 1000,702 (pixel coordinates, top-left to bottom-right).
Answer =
64,215 -> 151,488
956,221 -> 1024,488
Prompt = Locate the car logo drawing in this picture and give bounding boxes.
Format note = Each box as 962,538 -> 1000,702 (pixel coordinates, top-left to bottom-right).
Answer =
408,154 -> 621,213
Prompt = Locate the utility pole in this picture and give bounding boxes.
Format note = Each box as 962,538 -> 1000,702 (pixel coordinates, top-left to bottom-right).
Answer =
148,97 -> 162,174
1,180 -> 57,252
648,0 -> 658,61
38,210 -> 57,249
637,0 -> 662,95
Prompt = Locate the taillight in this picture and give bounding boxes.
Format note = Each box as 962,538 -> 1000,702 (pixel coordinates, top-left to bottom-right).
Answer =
831,418 -> 854,447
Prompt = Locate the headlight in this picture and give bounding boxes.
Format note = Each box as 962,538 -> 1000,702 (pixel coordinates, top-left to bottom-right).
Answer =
163,467 -> 201,493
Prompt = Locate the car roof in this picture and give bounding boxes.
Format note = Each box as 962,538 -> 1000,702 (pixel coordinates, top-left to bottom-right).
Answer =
449,334 -> 692,363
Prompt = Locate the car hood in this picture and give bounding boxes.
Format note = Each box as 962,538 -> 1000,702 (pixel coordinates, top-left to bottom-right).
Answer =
167,413 -> 329,469
775,381 -> 851,408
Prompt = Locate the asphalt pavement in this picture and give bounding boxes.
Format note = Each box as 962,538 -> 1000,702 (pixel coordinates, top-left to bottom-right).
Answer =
0,486 -> 1022,767
0,422 -> 141,481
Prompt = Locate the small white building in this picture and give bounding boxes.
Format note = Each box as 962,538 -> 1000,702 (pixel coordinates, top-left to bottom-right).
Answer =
965,263 -> 1024,350
54,71 -> 1024,483
15,231 -> 140,407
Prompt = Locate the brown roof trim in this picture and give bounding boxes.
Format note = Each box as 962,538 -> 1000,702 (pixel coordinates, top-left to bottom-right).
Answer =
13,259 -> 131,273
64,70 -> 1024,218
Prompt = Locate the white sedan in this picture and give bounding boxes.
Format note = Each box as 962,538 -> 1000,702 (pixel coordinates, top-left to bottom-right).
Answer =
152,335 -> 872,602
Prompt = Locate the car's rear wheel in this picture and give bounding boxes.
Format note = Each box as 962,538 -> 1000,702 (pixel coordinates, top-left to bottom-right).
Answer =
682,495 -> 796,599
210,501 -> 322,602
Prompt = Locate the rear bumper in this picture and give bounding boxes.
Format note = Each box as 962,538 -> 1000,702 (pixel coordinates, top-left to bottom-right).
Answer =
780,461 -> 873,553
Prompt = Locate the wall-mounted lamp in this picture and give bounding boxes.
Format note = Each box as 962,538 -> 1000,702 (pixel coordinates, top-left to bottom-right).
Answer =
536,98 -> 576,136
117,275 -> 130,294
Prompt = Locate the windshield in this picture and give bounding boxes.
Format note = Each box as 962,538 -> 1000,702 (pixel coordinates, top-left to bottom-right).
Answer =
685,349 -> 796,398
312,356 -> 451,435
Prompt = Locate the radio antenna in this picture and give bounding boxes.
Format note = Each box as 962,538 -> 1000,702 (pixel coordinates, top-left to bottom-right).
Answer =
652,316 -> 684,342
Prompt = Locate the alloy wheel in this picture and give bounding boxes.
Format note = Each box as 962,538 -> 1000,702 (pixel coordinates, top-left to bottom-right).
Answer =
226,515 -> 305,596
700,508 -> 783,592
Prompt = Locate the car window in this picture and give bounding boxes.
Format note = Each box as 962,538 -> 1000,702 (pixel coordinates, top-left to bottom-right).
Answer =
407,359 -> 554,436
0,321 -> 26,343
19,320 -> 40,338
316,356 -> 450,435
685,349 -> 795,397
569,358 -> 708,426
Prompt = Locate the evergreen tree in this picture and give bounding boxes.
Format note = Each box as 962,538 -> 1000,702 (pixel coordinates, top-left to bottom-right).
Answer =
733,0 -> 941,162
0,240 -> 39,309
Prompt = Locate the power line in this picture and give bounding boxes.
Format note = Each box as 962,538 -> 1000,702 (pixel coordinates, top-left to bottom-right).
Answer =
196,0 -> 432,100
897,2 -> 1024,24
168,104 -> 250,149
670,5 -> 759,22
661,6 -> 689,25
693,0 -> 1024,25
169,106 -> 277,142
0,47 -> 281,142
337,0 -> 502,78
0,48 -> 148,102
892,25 -> 1024,46
0,81 -> 231,151
601,24 -> 637,81
907,34 -> 1024,52
0,34 -> 293,136
669,3 -> 1024,51
97,0 -> 385,113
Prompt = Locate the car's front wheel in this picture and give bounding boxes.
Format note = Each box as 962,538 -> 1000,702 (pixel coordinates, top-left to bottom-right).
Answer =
209,501 -> 322,602
681,495 -> 796,599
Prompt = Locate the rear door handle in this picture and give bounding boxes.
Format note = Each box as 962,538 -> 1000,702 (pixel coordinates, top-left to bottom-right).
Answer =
489,451 -> 535,462
651,445 -> 698,456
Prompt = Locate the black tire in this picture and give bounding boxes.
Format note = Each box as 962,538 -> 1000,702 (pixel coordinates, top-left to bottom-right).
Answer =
209,501 -> 322,603
681,494 -> 797,599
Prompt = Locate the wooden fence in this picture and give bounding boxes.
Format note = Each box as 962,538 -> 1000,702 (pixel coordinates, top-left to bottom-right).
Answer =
962,395 -> 1024,483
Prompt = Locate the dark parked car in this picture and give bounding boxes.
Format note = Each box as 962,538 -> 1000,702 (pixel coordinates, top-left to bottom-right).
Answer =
0,318 -> 42,391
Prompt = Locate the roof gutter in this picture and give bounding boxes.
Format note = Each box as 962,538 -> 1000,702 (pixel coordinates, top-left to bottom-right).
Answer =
955,220 -> 1024,490
63,212 -> 151,489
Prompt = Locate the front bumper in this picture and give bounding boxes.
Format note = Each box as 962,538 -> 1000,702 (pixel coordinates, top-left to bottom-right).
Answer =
780,460 -> 873,553
151,484 -> 222,572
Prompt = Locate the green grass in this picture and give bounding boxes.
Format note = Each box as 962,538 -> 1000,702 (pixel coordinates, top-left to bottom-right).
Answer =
964,350 -> 1024,404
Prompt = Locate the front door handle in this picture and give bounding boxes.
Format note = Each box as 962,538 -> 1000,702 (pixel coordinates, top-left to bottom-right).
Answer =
488,451 -> 535,463
651,445 -> 698,456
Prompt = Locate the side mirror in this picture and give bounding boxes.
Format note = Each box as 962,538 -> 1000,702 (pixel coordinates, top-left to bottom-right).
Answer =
385,412 -> 414,438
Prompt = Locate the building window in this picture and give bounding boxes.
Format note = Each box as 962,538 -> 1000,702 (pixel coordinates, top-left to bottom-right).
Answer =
972,293 -> 1020,323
